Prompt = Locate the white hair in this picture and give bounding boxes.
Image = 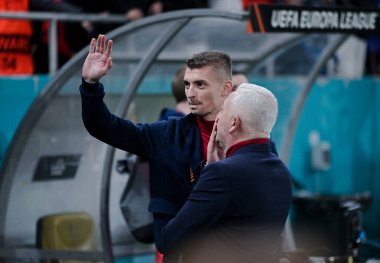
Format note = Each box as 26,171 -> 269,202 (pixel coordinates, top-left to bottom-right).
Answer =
230,83 -> 278,134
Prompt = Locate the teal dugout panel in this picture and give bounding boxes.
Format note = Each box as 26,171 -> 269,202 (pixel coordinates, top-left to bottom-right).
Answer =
0,76 -> 50,163
0,75 -> 174,165
1,76 -> 379,240
287,77 -> 380,240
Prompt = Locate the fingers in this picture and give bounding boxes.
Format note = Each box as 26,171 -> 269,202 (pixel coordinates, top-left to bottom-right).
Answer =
210,126 -> 216,144
105,40 -> 113,58
94,35 -> 112,55
96,35 -> 100,53
89,38 -> 96,54
95,34 -> 106,53
208,123 -> 217,154
99,35 -> 105,53
210,120 -> 218,140
106,57 -> 113,70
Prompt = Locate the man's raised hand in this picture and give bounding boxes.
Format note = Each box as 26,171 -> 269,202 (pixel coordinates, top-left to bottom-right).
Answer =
82,35 -> 113,84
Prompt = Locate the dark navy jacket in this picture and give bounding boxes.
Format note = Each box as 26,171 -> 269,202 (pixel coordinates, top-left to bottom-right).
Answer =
161,143 -> 292,263
159,108 -> 185,121
80,80 -> 204,248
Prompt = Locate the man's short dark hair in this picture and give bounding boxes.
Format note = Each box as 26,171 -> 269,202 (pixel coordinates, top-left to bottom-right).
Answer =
186,51 -> 232,80
172,66 -> 187,103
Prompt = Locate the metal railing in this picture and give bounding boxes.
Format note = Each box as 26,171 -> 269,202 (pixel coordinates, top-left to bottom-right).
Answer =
0,11 -> 129,75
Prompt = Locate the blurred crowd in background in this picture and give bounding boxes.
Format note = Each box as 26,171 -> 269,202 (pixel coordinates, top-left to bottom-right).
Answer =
1,0 -> 379,75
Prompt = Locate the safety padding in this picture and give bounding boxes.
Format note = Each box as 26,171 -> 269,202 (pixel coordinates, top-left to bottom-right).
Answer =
36,212 -> 97,262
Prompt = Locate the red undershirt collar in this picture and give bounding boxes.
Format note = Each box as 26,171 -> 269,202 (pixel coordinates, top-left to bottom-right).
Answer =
196,116 -> 214,159
226,138 -> 269,157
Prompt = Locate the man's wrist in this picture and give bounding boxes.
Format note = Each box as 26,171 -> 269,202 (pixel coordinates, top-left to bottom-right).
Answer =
82,77 -> 98,84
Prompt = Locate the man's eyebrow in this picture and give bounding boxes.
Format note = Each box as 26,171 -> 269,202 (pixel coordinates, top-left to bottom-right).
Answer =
183,79 -> 208,85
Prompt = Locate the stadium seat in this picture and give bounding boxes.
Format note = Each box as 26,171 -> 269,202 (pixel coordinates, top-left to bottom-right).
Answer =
36,212 -> 98,263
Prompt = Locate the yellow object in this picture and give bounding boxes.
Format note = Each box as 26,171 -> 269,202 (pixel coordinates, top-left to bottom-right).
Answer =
38,212 -> 98,263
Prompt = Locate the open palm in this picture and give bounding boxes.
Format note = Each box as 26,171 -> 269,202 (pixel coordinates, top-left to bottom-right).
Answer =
82,35 -> 113,84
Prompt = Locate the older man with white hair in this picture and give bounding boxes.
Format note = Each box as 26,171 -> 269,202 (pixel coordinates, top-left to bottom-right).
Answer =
161,83 -> 292,263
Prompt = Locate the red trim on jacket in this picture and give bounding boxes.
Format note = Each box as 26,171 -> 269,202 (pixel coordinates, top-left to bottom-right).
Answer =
226,138 -> 269,157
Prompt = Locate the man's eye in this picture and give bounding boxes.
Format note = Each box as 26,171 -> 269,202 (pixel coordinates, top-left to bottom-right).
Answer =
197,83 -> 205,89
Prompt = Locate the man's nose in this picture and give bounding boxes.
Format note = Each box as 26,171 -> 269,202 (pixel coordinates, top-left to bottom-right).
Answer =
186,85 -> 195,98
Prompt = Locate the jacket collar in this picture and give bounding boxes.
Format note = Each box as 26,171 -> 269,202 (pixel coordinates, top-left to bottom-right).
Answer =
181,114 -> 203,178
227,142 -> 272,158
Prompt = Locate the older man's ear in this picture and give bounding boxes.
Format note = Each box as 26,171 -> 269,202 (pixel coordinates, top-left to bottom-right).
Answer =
229,116 -> 240,134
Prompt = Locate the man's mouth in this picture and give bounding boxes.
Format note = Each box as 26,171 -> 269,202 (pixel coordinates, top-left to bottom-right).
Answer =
189,103 -> 199,105
189,101 -> 201,106
189,103 -> 201,108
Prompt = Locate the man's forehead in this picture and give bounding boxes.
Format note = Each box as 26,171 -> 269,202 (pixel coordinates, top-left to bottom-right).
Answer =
184,65 -> 215,78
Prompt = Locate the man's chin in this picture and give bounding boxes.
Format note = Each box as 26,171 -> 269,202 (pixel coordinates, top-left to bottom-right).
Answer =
189,105 -> 199,110
190,109 -> 202,116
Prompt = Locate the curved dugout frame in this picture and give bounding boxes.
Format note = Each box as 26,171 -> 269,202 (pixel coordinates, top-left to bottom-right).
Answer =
0,8 -> 348,263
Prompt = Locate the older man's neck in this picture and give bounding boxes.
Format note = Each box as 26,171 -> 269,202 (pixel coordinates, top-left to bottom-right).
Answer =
250,131 -> 270,139
228,132 -> 270,147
